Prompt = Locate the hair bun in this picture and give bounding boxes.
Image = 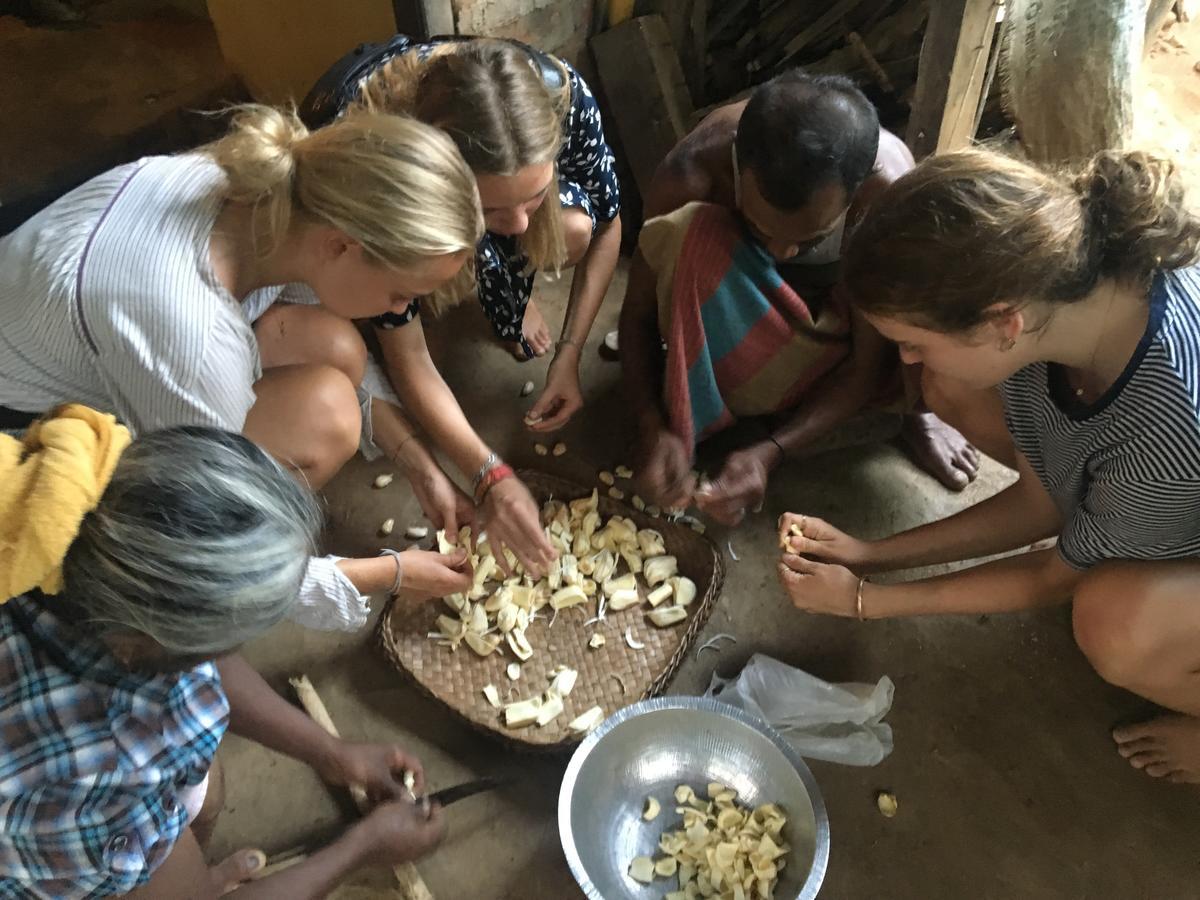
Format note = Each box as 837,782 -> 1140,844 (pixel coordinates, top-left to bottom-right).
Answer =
1073,150 -> 1197,279
214,105 -> 310,203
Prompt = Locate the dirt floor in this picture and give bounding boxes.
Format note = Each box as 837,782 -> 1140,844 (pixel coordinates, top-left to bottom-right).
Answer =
210,253 -> 1200,898
1139,13 -> 1200,182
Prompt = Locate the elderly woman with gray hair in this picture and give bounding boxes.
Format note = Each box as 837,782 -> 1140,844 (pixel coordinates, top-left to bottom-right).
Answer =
0,406 -> 443,898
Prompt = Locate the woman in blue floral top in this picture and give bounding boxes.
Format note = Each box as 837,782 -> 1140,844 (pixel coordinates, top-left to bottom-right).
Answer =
302,35 -> 622,434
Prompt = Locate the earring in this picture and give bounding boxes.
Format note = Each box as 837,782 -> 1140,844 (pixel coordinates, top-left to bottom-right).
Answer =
1000,337 -> 1016,352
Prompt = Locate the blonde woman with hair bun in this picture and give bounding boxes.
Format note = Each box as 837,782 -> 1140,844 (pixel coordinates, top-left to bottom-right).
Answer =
0,104 -> 509,631
302,34 -> 623,435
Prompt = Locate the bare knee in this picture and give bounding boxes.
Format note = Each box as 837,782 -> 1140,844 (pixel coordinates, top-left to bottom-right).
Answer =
320,318 -> 368,386
1072,562 -> 1160,687
255,305 -> 368,386
247,364 -> 361,487
303,364 -> 361,470
563,208 -> 594,267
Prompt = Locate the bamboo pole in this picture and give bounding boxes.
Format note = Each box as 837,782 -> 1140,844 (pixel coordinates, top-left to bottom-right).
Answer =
289,675 -> 434,900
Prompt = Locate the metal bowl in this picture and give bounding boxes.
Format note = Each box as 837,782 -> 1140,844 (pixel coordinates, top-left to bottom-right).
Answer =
559,697 -> 830,899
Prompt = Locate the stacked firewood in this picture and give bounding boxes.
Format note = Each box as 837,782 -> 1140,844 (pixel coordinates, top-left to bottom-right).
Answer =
641,0 -> 932,119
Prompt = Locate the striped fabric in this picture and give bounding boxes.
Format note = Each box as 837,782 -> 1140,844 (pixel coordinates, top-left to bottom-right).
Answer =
653,203 -> 851,451
0,154 -> 369,632
1001,265 -> 1200,569
0,155 -> 277,431
0,595 -> 227,898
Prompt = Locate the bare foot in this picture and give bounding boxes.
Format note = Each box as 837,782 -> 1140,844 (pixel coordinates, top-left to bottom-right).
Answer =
213,848 -> 266,892
900,411 -> 979,491
503,298 -> 553,360
1114,715 -> 1200,783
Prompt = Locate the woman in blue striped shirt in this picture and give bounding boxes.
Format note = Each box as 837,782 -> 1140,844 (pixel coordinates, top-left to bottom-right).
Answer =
777,148 -> 1200,782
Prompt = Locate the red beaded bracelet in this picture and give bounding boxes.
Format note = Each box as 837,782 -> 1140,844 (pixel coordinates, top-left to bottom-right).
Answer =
474,463 -> 515,503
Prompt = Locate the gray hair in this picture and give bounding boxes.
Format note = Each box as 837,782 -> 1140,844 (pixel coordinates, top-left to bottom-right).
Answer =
61,427 -> 320,655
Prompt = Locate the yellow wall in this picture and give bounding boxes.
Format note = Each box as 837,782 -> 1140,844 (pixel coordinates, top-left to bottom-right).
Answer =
207,0 -> 397,105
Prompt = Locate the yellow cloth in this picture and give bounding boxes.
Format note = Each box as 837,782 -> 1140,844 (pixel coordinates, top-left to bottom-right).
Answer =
0,404 -> 131,601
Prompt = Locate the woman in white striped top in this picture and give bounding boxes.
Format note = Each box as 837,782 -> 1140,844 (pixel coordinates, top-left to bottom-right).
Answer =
776,148 -> 1200,783
0,105 -> 555,630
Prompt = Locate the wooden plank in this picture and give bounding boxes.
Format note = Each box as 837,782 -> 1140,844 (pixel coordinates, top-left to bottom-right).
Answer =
591,14 -> 694,194
971,18 -> 1003,138
392,0 -> 454,37
689,0 -> 708,102
641,0 -> 706,101
936,0 -> 1002,152
779,0 -> 867,60
906,0 -> 998,159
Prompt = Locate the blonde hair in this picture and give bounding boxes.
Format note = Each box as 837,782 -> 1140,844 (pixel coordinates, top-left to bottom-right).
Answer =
845,148 -> 1200,332
207,104 -> 483,299
360,40 -> 569,295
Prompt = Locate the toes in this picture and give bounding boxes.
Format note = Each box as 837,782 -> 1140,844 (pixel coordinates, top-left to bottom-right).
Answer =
504,340 -> 532,361
1144,762 -> 1177,778
1113,722 -> 1160,744
213,849 -> 265,891
1126,750 -> 1167,769
943,467 -> 970,491
1168,770 -> 1200,784
1115,736 -> 1161,757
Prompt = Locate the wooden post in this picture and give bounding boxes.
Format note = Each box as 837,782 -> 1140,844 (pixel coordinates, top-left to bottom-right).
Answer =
591,15 -> 694,194
290,675 -> 434,900
906,0 -> 1001,159
392,0 -> 454,38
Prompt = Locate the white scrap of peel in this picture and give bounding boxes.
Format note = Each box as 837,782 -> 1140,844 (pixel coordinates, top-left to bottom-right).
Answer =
696,633 -> 738,660
727,541 -> 739,562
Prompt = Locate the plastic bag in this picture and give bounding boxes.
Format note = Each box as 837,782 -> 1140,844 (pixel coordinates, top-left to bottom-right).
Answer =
704,653 -> 894,766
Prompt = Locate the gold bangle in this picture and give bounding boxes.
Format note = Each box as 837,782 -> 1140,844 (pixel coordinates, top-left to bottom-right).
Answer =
856,576 -> 868,621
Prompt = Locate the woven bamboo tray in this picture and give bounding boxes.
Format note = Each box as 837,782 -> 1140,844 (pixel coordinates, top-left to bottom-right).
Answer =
377,470 -> 726,751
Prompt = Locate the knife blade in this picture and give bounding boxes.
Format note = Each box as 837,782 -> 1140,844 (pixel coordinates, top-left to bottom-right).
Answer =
423,775 -> 510,808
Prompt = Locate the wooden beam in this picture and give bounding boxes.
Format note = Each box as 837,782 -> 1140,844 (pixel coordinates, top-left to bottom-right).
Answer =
392,0 -> 454,38
591,15 -> 694,194
779,0 -> 868,61
906,0 -> 1000,159
937,0 -> 1001,152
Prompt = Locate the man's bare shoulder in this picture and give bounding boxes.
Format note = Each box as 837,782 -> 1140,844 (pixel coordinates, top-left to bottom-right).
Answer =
874,127 -> 916,183
848,128 -> 915,225
648,101 -> 746,216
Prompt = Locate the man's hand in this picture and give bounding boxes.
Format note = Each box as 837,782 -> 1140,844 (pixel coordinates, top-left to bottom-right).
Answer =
633,424 -> 695,510
695,443 -> 779,526
352,801 -> 446,868
317,741 -> 426,804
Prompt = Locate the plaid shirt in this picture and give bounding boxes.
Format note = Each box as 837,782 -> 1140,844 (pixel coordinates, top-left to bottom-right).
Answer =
0,595 -> 228,898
